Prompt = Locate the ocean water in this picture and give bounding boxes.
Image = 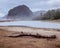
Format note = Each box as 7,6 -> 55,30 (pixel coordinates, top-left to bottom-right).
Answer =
0,21 -> 60,29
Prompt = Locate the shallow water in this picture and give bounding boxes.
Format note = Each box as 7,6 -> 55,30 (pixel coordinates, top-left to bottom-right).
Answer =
0,21 -> 60,29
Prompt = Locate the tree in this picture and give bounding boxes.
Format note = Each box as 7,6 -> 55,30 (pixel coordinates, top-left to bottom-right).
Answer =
43,9 -> 60,20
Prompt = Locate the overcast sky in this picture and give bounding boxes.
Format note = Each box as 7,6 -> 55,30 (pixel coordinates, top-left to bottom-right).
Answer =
0,0 -> 60,17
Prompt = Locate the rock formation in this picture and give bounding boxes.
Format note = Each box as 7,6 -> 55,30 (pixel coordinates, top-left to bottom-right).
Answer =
6,5 -> 33,20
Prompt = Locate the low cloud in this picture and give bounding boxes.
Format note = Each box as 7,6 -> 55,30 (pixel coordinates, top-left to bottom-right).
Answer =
0,13 -> 5,17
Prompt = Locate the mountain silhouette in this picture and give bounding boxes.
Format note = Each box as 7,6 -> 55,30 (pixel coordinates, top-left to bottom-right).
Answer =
6,5 -> 33,20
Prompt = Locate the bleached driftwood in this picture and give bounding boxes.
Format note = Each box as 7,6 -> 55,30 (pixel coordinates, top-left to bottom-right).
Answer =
0,26 -> 57,39
7,31 -> 56,39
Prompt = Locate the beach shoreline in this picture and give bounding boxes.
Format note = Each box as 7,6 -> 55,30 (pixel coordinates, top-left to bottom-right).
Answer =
0,26 -> 60,48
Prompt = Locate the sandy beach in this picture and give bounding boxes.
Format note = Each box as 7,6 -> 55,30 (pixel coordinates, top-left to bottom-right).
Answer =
0,26 -> 60,48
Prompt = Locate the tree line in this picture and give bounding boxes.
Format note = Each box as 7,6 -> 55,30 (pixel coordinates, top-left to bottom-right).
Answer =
35,9 -> 60,20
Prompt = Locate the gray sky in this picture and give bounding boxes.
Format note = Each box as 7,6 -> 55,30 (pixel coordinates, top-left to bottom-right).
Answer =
0,0 -> 60,17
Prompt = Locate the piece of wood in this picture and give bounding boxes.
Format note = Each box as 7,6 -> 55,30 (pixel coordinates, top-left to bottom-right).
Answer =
7,31 -> 56,39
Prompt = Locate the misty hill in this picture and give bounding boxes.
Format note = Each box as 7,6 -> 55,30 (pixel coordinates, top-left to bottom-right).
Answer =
6,5 -> 33,20
33,10 -> 46,16
32,11 -> 46,20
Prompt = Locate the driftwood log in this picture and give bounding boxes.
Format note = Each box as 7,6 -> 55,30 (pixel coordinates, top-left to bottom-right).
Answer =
7,31 -> 56,39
